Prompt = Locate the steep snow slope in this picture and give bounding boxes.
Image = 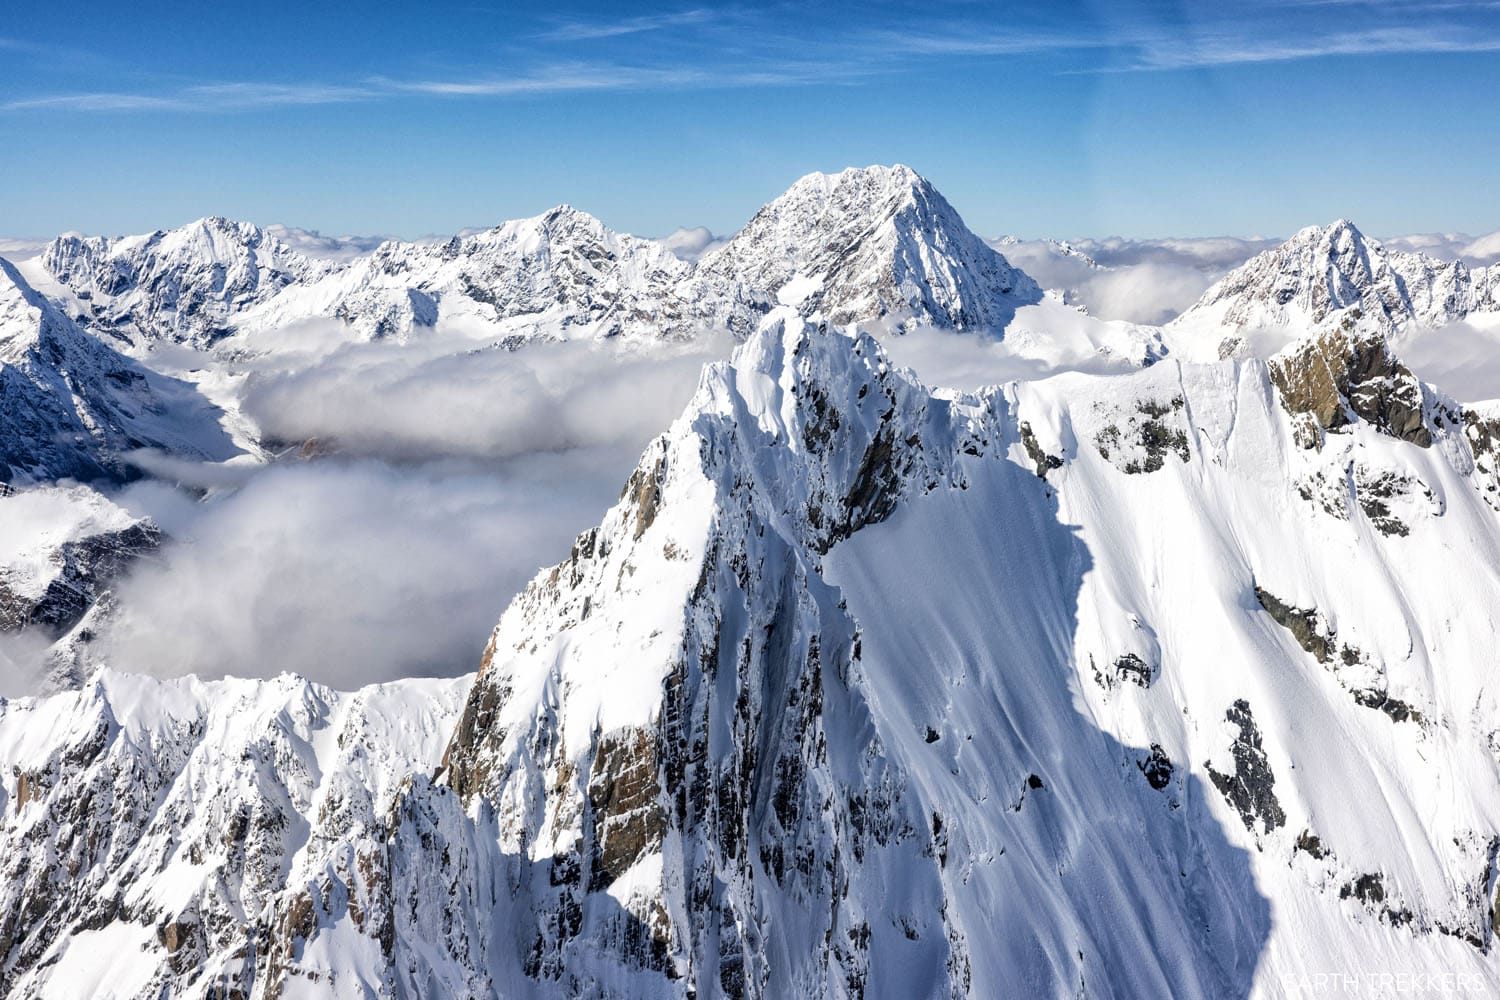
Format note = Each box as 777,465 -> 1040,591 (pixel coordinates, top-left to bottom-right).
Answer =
0,259 -> 241,484
429,310 -> 1500,997
1170,220 -> 1500,357
8,309 -> 1496,996
39,217 -> 339,350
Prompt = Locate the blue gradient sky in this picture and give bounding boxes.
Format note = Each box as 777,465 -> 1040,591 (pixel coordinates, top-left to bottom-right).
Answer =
2,1 -> 1498,240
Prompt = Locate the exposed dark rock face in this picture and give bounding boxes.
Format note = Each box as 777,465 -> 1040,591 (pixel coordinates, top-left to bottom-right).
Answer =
1352,467 -> 1435,537
1205,700 -> 1286,837
1112,653 -> 1154,688
587,728 -> 667,892
1254,585 -> 1421,724
1137,745 -> 1174,791
1349,688 -> 1422,725
1295,830 -> 1329,860
0,522 -> 161,636
1268,321 -> 1432,447
1465,409 -> 1500,511
1254,587 -> 1333,663
1338,872 -> 1415,926
1342,872 -> 1385,905
1019,422 -> 1063,480
1295,460 -> 1439,538
624,453 -> 668,541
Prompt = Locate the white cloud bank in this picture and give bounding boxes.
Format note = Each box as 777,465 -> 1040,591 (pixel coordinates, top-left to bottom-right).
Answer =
85,332 -> 733,688
992,236 -> 1278,325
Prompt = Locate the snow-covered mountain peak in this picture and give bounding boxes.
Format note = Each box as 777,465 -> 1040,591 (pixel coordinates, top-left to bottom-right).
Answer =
1171,218 -> 1500,348
772,162 -> 927,206
40,216 -> 338,349
8,296 -> 1500,993
250,200 -> 699,343
698,164 -> 1042,335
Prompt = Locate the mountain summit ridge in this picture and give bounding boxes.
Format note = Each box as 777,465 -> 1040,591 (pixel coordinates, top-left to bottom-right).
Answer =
36,166 -> 1048,349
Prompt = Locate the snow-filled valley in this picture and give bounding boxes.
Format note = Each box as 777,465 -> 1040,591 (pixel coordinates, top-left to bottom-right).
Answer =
3,165 -> 1500,997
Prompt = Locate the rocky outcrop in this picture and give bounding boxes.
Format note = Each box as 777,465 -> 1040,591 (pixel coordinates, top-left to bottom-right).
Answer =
1255,586 -> 1420,724
1205,700 -> 1286,838
1268,320 -> 1433,447
0,522 -> 160,635
1091,394 -> 1191,474
1465,407 -> 1500,510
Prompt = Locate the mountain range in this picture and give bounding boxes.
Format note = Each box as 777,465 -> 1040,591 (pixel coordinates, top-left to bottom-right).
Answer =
1,166 -> 1500,997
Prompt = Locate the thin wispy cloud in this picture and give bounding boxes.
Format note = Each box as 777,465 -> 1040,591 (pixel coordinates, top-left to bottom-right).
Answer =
384,65 -> 711,98
5,59 -> 869,114
865,27 -> 1107,58
1124,24 -> 1500,70
535,8 -> 717,41
5,3 -> 1499,113
4,80 -> 380,113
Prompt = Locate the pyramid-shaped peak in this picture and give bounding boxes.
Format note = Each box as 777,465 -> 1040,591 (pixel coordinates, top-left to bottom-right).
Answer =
455,204 -> 614,245
701,165 -> 1040,334
165,216 -> 282,253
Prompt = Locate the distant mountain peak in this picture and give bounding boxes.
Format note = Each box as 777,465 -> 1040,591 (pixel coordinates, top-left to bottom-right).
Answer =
40,216 -> 336,349
1172,217 -> 1500,339
698,163 -> 1041,335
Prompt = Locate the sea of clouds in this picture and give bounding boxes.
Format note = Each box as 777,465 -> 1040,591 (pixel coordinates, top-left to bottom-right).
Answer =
5,219 -> 1498,695
69,331 -> 735,689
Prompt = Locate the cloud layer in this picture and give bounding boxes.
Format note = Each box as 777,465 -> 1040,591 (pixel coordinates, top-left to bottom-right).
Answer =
992,236 -> 1278,325
84,331 -> 733,689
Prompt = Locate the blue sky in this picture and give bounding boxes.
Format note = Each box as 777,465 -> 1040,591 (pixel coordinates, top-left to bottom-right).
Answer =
2,1 -> 1498,241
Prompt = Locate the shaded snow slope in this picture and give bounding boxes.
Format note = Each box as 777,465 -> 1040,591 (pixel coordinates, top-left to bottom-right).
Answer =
0,259 -> 241,484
